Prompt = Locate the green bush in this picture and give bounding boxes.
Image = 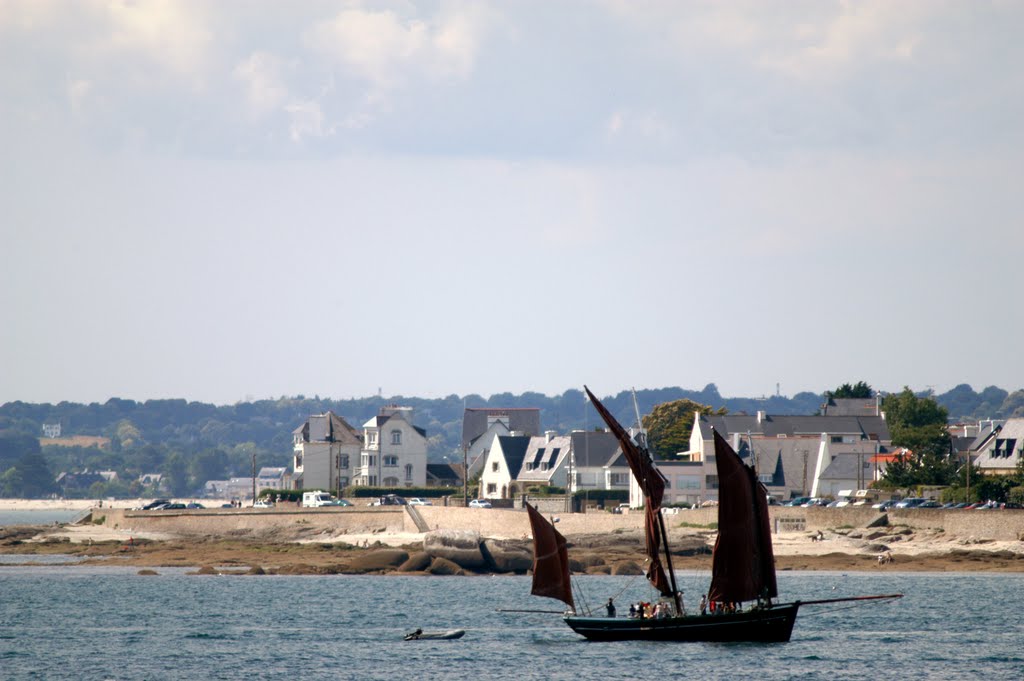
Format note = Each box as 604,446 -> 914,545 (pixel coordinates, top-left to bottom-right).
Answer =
571,489 -> 629,503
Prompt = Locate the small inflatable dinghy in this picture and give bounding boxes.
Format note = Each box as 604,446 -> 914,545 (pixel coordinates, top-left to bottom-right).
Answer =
404,629 -> 465,641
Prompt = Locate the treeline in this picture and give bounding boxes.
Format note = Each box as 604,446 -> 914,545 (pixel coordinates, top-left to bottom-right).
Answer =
1,383 -> 1021,498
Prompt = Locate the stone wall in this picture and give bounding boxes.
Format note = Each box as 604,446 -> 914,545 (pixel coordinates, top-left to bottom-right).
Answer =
98,507 -> 407,537
94,505 -> 1024,542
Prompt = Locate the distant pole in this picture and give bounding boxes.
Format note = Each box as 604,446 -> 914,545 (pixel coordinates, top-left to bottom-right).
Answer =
251,450 -> 256,505
463,444 -> 469,506
966,450 -> 971,503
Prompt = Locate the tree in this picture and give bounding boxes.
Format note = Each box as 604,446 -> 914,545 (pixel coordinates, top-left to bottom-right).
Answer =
643,399 -> 725,459
828,381 -> 874,399
190,448 -> 228,486
7,452 -> 57,498
879,387 -> 955,488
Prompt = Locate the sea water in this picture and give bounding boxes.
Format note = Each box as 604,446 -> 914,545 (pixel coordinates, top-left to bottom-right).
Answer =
0,566 -> 1019,681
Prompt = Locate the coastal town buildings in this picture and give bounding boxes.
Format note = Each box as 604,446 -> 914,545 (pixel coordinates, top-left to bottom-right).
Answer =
353,406 -> 429,488
971,418 -> 1024,475
461,407 -> 541,479
291,411 -> 362,493
478,429 -> 630,500
635,409 -> 895,506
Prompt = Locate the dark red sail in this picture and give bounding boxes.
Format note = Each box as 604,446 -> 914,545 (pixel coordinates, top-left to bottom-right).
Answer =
583,386 -> 665,509
584,386 -> 672,596
527,503 -> 575,609
707,430 -> 778,604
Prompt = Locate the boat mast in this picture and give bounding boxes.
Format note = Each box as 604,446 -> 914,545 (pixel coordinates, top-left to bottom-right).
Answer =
632,388 -> 682,614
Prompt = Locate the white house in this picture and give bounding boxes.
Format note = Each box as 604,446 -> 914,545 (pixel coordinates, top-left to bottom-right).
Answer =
292,411 -> 363,493
480,434 -> 533,499
564,430 -> 630,495
481,429 -> 632,501
515,432 -> 572,493
354,406 -> 428,488
462,407 -> 541,479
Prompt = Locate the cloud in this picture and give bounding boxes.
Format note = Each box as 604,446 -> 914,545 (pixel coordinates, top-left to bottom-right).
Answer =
233,51 -> 292,117
303,3 -> 492,90
99,0 -> 213,81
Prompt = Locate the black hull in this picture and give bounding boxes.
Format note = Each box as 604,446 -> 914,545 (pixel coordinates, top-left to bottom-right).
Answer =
564,603 -> 800,643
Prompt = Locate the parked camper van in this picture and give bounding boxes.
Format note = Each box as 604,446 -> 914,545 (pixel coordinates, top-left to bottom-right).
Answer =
302,491 -> 334,508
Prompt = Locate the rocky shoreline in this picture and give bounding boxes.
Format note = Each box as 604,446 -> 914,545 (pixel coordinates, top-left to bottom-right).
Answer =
4,522 -> 1024,575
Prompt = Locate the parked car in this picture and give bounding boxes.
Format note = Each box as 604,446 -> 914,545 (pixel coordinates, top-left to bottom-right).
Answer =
917,500 -> 942,508
156,503 -> 186,510
322,499 -> 351,506
895,497 -> 927,508
785,497 -> 811,507
253,499 -> 273,508
185,502 -> 205,509
468,499 -> 492,508
407,498 -> 432,506
377,494 -> 407,506
137,499 -> 171,510
872,500 -> 897,510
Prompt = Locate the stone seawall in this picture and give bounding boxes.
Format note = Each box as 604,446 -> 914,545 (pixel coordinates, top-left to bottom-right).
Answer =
98,507 -> 408,537
93,505 -> 1024,542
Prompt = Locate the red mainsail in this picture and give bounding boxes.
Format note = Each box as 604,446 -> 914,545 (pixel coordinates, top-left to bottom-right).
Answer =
707,430 -> 778,603
584,386 -> 673,597
526,503 -> 575,609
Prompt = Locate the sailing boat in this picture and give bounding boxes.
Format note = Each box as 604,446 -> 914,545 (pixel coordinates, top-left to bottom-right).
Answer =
526,386 -> 900,643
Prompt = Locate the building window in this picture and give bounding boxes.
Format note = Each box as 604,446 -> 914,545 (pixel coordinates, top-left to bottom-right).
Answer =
383,455 -> 398,467
759,474 -> 773,484
486,483 -> 497,495
294,454 -> 303,468
339,454 -> 349,469
492,462 -> 499,472
405,464 -> 413,482
383,476 -> 399,487
362,454 -> 375,468
368,432 -> 378,446
705,475 -> 719,490
339,476 -> 349,488
391,430 -> 402,445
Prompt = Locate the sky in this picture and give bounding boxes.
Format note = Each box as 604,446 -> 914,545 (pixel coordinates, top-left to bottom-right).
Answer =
2,0 -> 1023,406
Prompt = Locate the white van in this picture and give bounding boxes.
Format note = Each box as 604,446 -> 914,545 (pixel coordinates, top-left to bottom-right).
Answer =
302,491 -> 334,508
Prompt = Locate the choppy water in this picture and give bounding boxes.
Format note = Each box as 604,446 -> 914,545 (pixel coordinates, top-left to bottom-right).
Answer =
0,566 -> 1020,680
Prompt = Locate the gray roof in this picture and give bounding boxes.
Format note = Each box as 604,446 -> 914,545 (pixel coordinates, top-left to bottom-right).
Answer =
518,435 -> 571,482
426,463 -> 463,484
462,408 -> 541,448
494,435 -> 533,478
739,439 -> 821,494
702,413 -> 890,442
570,430 -> 622,467
294,411 -> 362,445
819,453 -> 875,483
974,418 -> 1024,468
821,398 -> 880,417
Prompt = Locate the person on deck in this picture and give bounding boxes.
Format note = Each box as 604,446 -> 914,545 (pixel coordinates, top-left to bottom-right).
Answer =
628,603 -> 637,618
605,598 -> 616,618
699,594 -> 708,615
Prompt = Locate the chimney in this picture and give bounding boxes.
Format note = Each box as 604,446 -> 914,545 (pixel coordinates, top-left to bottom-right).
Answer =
545,430 -> 557,443
757,410 -> 766,424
